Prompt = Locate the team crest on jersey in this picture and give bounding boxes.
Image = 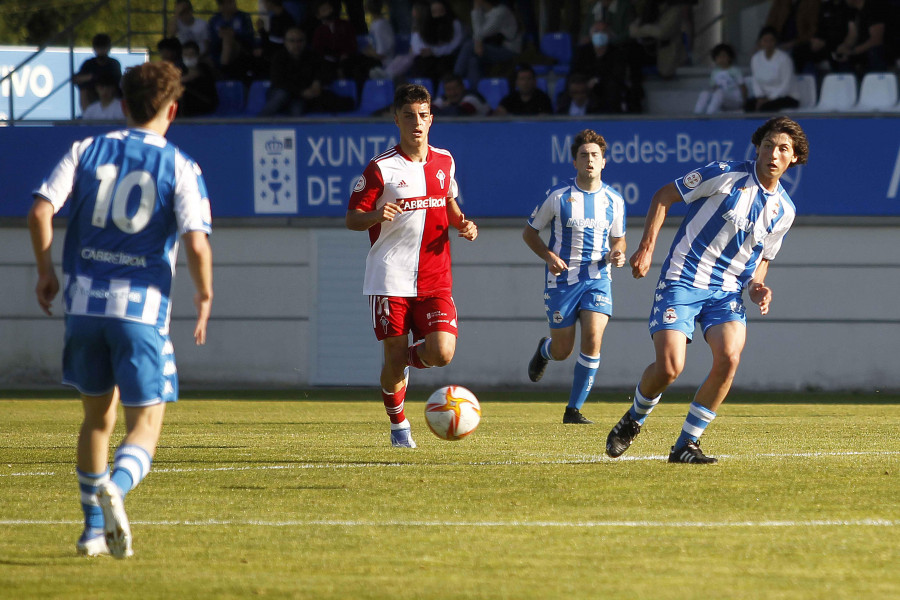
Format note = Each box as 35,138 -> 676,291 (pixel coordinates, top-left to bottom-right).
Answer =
354,175 -> 366,192
683,171 -> 702,189
663,307 -> 678,324
552,311 -> 563,324
436,169 -> 446,189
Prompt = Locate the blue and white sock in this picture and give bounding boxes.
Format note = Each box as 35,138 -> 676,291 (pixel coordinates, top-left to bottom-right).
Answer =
628,385 -> 661,425
77,468 -> 109,535
110,444 -> 153,497
567,353 -> 600,410
674,402 -> 716,449
539,338 -> 553,361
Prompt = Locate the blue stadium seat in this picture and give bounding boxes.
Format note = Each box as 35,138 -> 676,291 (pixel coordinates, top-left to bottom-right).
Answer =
436,79 -> 469,99
395,33 -> 411,55
356,78 -> 394,115
331,78 -> 359,109
408,77 -> 435,97
244,80 -> 270,116
214,80 -> 244,116
540,32 -> 572,75
476,77 -> 510,110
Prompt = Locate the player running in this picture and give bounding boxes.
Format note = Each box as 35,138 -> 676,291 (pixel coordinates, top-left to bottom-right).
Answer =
605,116 -> 809,464
346,83 -> 477,448
28,61 -> 213,557
524,129 -> 626,424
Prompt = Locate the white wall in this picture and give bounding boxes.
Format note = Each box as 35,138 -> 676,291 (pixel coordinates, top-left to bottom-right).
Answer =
2,221 -> 898,391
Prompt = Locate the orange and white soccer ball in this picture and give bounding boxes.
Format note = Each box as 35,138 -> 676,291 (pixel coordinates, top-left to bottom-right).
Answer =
424,385 -> 482,441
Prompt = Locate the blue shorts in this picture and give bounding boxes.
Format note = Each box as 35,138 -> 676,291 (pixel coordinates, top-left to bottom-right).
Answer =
63,315 -> 178,406
649,279 -> 746,342
544,279 -> 613,329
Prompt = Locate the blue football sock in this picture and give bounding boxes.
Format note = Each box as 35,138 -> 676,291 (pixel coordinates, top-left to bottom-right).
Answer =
77,468 -> 110,531
674,402 -> 716,449
628,385 -> 661,425
567,353 -> 600,409
110,444 -> 153,497
539,337 -> 553,361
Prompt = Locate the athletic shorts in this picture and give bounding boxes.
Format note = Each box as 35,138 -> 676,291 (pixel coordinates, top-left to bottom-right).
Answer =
649,279 -> 746,342
544,279 -> 613,329
369,295 -> 458,341
63,315 -> 178,406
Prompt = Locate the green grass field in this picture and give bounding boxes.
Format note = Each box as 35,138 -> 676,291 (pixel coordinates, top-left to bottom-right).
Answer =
1,390 -> 898,599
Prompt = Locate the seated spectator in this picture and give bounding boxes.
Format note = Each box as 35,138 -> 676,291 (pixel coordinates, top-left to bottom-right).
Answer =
408,0 -> 465,86
555,72 -> 596,115
494,64 -> 553,115
591,0 -> 643,111
833,0 -> 888,75
571,23 -> 629,113
362,0 -> 396,78
454,0 -> 522,86
381,0 -> 429,80
208,0 -> 255,80
432,73 -> 490,115
73,33 -> 122,112
628,0 -> 686,78
180,41 -> 219,117
693,43 -> 746,114
157,37 -> 184,70
745,26 -> 799,112
260,27 -> 354,116
784,0 -> 850,74
311,0 -> 367,82
257,0 -> 297,60
81,72 -> 125,121
168,0 -> 210,57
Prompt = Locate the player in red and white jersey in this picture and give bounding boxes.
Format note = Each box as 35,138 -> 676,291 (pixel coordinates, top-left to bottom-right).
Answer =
346,83 -> 477,448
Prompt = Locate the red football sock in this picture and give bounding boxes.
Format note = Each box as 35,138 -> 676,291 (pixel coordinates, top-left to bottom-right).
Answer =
407,342 -> 431,369
382,385 -> 407,424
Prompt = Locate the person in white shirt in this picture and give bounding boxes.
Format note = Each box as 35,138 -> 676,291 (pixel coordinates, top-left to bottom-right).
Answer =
694,43 -> 747,114
81,73 -> 125,121
453,0 -> 522,87
168,0 -> 210,57
746,26 -> 799,112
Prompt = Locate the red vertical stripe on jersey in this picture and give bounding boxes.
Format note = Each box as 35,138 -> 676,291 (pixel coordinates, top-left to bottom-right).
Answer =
415,150 -> 453,295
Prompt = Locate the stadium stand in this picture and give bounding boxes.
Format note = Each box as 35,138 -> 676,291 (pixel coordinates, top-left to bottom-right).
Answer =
476,77 -> 510,111
791,73 -> 817,110
355,78 -> 394,115
244,80 -> 270,116
214,80 -> 244,116
814,73 -> 857,112
540,32 -> 573,76
407,77 -> 435,97
331,78 -> 359,109
854,72 -> 899,112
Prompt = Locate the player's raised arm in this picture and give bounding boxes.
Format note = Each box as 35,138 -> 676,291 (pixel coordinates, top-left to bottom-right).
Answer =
27,197 -> 60,316
630,182 -> 681,279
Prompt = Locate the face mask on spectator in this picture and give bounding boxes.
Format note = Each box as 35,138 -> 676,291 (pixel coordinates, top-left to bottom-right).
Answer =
591,32 -> 609,48
184,57 -> 199,68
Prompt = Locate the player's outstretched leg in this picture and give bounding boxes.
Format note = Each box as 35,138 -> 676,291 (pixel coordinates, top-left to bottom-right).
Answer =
96,481 -> 133,558
528,337 -> 551,382
606,385 -> 660,457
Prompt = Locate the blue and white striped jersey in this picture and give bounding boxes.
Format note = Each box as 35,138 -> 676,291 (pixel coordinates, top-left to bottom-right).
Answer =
662,159 -> 795,292
527,178 -> 626,288
34,128 -> 212,330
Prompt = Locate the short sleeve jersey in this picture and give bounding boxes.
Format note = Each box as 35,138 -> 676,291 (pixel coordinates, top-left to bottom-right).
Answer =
663,159 -> 796,292
348,144 -> 458,297
33,128 -> 212,330
527,178 -> 626,289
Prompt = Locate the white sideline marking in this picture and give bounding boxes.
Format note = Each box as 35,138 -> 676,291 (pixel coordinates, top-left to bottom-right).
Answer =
1,450 -> 898,478
1,518 -> 897,528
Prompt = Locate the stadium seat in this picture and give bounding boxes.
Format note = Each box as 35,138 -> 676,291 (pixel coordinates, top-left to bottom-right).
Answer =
540,32 -> 573,75
854,72 -> 899,111
407,77 -> 434,96
791,73 -> 817,109
394,33 -> 411,55
436,79 -> 470,99
244,80 -> 270,116
331,78 -> 358,109
213,80 -> 244,116
356,78 -> 394,115
813,73 -> 857,111
476,77 -> 510,110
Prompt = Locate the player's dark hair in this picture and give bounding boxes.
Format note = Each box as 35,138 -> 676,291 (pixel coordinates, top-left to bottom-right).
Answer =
571,129 -> 607,160
393,83 -> 431,113
121,62 -> 184,125
751,116 -> 809,166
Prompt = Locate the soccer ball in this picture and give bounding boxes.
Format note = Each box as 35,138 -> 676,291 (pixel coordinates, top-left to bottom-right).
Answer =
424,385 -> 482,441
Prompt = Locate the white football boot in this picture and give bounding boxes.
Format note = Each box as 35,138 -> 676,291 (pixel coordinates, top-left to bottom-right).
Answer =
96,481 -> 134,558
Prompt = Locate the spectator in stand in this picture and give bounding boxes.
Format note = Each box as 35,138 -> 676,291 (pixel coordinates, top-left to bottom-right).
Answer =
73,34 -> 122,112
693,43 -> 747,114
555,72 -> 597,115
453,0 -> 522,87
381,0 -> 429,81
776,0 -> 850,74
745,26 -> 799,112
408,0 -> 465,86
311,0 -> 363,82
832,0 -> 888,75
260,26 -> 354,116
571,22 -> 629,113
157,37 -> 185,70
628,0 -> 686,79
432,72 -> 491,115
180,41 -> 219,117
764,0 -> 819,58
81,72 -> 125,121
362,0 -> 396,78
591,0 -> 644,112
168,0 -> 210,57
257,0 -> 297,60
494,64 -> 554,115
208,0 -> 255,80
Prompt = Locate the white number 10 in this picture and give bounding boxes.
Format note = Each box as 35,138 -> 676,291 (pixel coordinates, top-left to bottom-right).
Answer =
91,164 -> 157,233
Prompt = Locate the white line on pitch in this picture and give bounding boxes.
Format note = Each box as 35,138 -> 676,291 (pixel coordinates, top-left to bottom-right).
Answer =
1,518 -> 897,528
1,450 -> 897,478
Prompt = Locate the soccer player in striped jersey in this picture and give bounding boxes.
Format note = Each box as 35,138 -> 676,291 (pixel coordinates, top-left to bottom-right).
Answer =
28,61 -> 213,556
605,116 -> 809,464
346,83 -> 478,448
524,129 -> 627,424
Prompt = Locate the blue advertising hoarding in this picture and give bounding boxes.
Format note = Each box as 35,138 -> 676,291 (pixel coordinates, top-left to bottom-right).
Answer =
2,116 -> 898,218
